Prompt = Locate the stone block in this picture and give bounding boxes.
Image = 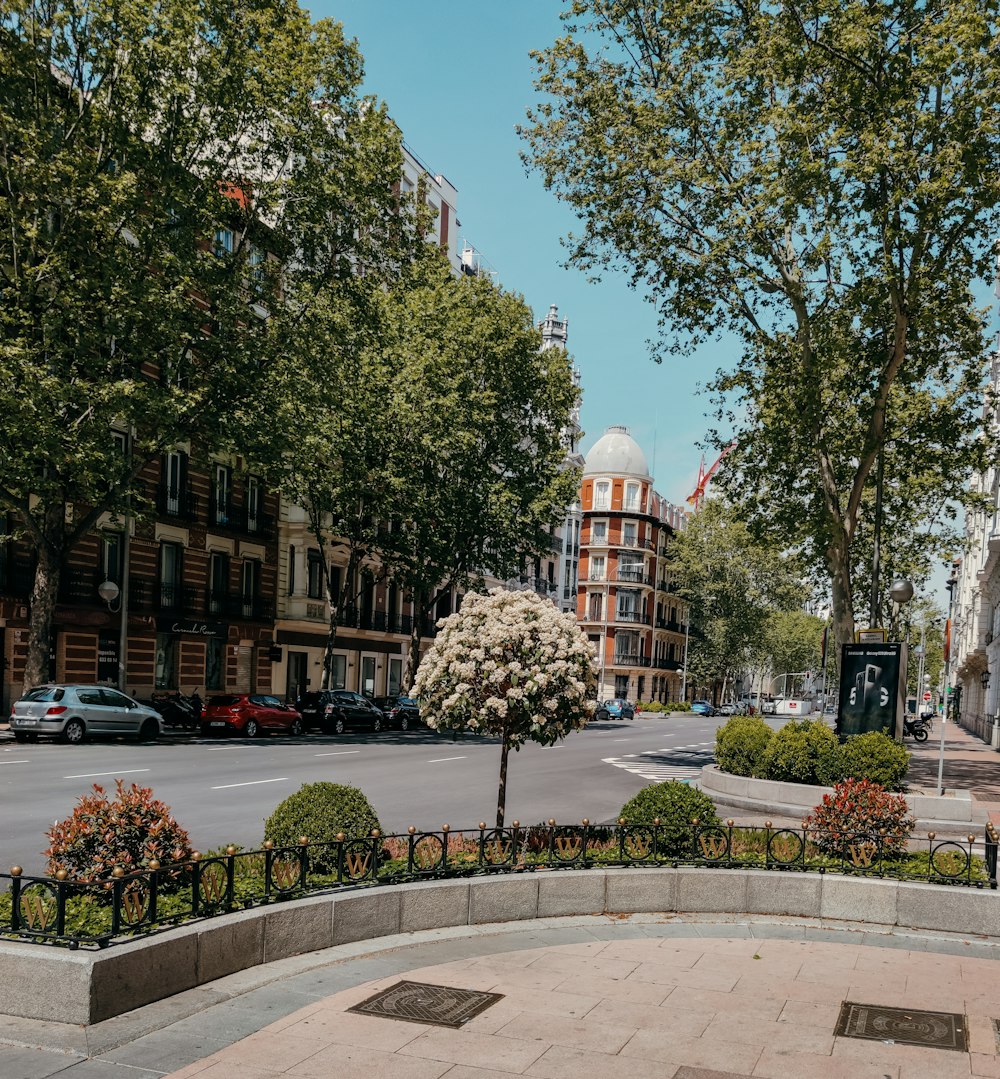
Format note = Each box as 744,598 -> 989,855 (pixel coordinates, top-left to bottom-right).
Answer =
0,942 -> 94,1025
745,870 -> 822,918
605,867 -> 676,913
896,881 -> 1000,936
701,767 -> 750,797
778,781 -> 829,807
819,875 -> 898,927
331,888 -> 401,945
399,879 -> 470,933
909,794 -> 973,823
90,924 -> 200,1023
675,868 -> 747,913
197,908 -> 265,983
263,895 -> 334,962
537,870 -> 606,917
468,874 -> 539,924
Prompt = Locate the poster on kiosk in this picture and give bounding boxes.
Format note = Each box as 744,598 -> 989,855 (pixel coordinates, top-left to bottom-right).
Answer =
836,642 -> 907,739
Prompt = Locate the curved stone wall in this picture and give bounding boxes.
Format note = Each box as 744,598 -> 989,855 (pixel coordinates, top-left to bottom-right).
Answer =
1,866 -> 996,1025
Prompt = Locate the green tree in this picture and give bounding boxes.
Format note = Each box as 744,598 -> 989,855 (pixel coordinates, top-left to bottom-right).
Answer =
522,0 -> 1000,648
0,0 -> 405,688
766,610 -> 826,694
378,256 -> 581,688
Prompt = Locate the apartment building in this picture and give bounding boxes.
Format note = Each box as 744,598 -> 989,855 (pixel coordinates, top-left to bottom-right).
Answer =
577,426 -> 689,703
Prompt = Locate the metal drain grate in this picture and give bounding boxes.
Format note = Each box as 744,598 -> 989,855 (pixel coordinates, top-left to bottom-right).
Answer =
835,1002 -> 968,1052
348,980 -> 504,1028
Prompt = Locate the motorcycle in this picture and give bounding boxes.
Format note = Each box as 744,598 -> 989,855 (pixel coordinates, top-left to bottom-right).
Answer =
149,691 -> 201,730
903,713 -> 931,742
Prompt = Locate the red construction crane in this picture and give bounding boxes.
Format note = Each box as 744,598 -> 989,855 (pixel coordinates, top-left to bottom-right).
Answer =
686,440 -> 738,510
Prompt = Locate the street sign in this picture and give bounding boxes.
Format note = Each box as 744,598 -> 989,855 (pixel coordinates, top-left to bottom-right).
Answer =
856,628 -> 887,643
923,691 -> 932,702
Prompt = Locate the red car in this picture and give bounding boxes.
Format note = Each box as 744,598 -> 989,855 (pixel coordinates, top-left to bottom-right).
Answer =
200,694 -> 304,738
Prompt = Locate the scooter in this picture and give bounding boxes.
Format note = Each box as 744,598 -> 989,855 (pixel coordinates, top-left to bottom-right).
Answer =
902,714 -> 931,742
150,691 -> 200,730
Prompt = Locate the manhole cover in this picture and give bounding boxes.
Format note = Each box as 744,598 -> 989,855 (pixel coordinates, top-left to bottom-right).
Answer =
348,980 -> 504,1028
835,1002 -> 968,1052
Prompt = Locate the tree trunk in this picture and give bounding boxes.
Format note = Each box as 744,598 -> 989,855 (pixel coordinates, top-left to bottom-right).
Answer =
24,510 -> 64,692
827,537 -> 856,651
321,602 -> 338,691
496,732 -> 510,828
401,590 -> 424,692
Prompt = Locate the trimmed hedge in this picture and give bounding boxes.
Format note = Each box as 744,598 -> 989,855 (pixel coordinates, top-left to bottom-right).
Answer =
834,731 -> 909,791
760,719 -> 840,785
619,780 -> 721,856
714,715 -> 773,777
264,782 -> 381,873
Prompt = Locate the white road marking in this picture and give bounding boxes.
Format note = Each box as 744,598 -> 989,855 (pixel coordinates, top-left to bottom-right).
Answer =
314,751 -> 361,757
603,753 -> 711,784
427,756 -> 466,763
210,777 -> 288,790
63,768 -> 150,779
0,759 -> 30,765
205,747 -> 232,751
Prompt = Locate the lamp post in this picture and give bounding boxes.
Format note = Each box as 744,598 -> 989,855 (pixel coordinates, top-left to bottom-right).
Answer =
939,563 -> 960,795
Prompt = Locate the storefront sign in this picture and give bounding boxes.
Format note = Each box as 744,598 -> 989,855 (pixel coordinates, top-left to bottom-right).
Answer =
97,632 -> 118,683
155,617 -> 228,639
837,642 -> 907,739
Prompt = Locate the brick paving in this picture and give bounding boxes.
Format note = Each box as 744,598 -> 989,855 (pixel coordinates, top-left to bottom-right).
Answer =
161,931 -> 1000,1079
906,718 -> 1000,818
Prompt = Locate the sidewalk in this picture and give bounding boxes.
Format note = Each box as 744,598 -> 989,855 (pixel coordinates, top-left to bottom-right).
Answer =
906,718 -> 1000,821
5,914 -> 996,1078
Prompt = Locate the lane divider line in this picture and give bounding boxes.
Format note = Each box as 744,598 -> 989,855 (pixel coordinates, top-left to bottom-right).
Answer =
314,751 -> 361,757
210,777 -> 288,790
427,756 -> 466,763
63,768 -> 150,779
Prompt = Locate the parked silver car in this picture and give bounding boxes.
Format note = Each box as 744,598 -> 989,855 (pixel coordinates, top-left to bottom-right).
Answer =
10,685 -> 163,744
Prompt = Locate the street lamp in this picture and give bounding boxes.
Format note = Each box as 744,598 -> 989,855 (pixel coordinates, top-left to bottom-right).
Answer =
939,560 -> 960,794
98,579 -> 121,611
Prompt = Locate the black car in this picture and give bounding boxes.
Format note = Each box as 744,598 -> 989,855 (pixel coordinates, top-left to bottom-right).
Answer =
374,695 -> 421,730
297,690 -> 384,735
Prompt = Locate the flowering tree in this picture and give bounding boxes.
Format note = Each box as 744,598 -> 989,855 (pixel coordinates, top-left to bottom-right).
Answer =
413,588 -> 598,826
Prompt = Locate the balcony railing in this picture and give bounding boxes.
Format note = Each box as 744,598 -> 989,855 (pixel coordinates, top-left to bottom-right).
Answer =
209,494 -> 275,540
128,578 -> 202,616
156,483 -> 199,522
612,653 -> 651,667
614,609 -> 650,625
614,567 -> 653,586
59,569 -> 105,605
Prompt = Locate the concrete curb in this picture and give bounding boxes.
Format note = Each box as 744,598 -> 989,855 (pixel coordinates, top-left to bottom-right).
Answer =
2,866 -> 998,1026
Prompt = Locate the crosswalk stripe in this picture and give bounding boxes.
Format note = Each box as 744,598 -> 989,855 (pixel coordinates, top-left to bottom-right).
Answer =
602,754 -> 711,784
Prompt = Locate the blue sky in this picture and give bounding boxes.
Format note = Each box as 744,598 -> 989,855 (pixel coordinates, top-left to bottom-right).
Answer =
317,1 -> 721,506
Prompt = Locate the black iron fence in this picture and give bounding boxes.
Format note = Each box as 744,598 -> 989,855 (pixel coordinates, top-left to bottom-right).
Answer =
2,818 -> 996,950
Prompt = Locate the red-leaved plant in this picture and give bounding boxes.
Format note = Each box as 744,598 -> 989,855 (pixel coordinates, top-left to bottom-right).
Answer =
45,779 -> 192,881
805,777 -> 914,859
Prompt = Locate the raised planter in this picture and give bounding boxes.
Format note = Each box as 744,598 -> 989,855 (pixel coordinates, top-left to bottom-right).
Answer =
2,867 -> 998,1025
698,764 -> 974,827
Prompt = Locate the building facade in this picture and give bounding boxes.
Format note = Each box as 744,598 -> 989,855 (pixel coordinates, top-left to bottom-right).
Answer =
576,426 -> 689,703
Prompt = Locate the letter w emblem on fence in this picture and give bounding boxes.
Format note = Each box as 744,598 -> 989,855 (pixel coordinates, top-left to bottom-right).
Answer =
848,841 -> 877,868
20,893 -> 56,931
699,834 -> 728,859
344,851 -> 371,878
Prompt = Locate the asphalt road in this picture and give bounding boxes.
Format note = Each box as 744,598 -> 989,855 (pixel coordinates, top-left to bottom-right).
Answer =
0,713 -> 721,872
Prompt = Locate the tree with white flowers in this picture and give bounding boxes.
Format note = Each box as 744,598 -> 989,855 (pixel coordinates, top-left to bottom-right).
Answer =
413,588 -> 598,827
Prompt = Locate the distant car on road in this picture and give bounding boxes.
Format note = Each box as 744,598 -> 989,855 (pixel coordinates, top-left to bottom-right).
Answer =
761,699 -> 777,715
595,698 -> 635,721
10,684 -> 163,744
297,690 -> 384,735
691,699 -> 717,716
201,694 -> 303,738
717,702 -> 737,716
373,696 -> 422,730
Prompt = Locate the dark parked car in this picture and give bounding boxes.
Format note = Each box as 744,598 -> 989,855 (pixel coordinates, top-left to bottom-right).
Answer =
374,696 -> 421,730
200,694 -> 303,738
297,690 -> 384,735
595,698 -> 635,721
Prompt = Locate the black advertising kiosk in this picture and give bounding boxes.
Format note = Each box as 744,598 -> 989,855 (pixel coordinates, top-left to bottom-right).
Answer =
837,642 -> 907,739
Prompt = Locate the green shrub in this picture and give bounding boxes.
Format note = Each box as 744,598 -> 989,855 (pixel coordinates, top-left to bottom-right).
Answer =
760,720 -> 839,785
715,715 -> 773,777
636,700 -> 664,713
45,779 -> 191,882
806,778 -> 914,858
618,781 -> 721,856
666,701 -> 691,712
834,731 -> 909,790
264,782 -> 381,873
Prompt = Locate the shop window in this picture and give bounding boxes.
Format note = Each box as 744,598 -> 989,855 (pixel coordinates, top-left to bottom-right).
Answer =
206,637 -> 224,690
388,657 -> 402,696
155,633 -> 176,689
307,550 -> 323,599
330,654 -> 346,690
100,532 -> 123,585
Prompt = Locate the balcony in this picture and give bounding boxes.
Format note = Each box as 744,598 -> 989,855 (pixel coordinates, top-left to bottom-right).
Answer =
208,494 -> 275,540
612,653 -> 651,668
156,483 -> 200,522
613,567 -> 654,586
617,537 -> 654,551
614,609 -> 650,625
656,658 -> 682,671
131,578 -> 202,616
205,590 -> 273,621
59,569 -> 106,605
515,575 -> 557,597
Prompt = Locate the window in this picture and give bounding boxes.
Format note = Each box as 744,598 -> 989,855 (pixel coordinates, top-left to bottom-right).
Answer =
591,520 -> 607,544
246,476 -> 261,532
159,542 -> 182,609
155,633 -> 176,689
112,430 -> 128,456
101,689 -> 133,708
101,532 -> 123,585
616,588 -> 640,620
588,593 -> 603,621
209,553 -> 229,614
330,655 -> 346,690
163,451 -> 185,515
589,555 -> 605,581
307,550 -> 323,599
388,658 -> 402,696
622,521 -> 638,547
361,656 -> 376,697
206,637 -> 224,690
77,689 -> 103,705
287,545 -> 296,595
594,482 -> 610,510
214,228 -> 234,256
212,465 -> 231,526
624,483 -> 640,511
248,245 -> 265,286
241,559 -> 260,617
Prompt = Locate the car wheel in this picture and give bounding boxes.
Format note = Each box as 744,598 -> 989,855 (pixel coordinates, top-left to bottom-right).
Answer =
373,716 -> 382,733
200,725 -> 213,738
13,731 -> 30,743
138,718 -> 159,742
400,715 -> 409,731
245,718 -> 260,739
334,717 -> 345,735
289,718 -> 303,736
63,719 -> 86,745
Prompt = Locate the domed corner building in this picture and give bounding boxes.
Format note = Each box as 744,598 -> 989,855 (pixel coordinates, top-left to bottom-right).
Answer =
579,425 -> 690,706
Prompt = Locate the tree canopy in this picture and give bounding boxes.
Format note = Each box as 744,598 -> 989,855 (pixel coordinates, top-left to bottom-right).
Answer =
522,0 -> 1000,647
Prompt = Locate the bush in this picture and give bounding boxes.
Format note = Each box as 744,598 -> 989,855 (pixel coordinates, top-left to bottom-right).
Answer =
668,701 -> 691,712
264,782 -> 381,873
715,715 -> 773,777
806,778 -> 914,858
45,780 -> 191,882
760,720 -> 839,785
618,781 -> 721,856
834,731 -> 910,791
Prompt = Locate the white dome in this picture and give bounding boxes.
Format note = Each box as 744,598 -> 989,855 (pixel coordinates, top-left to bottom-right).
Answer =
583,425 -> 650,479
